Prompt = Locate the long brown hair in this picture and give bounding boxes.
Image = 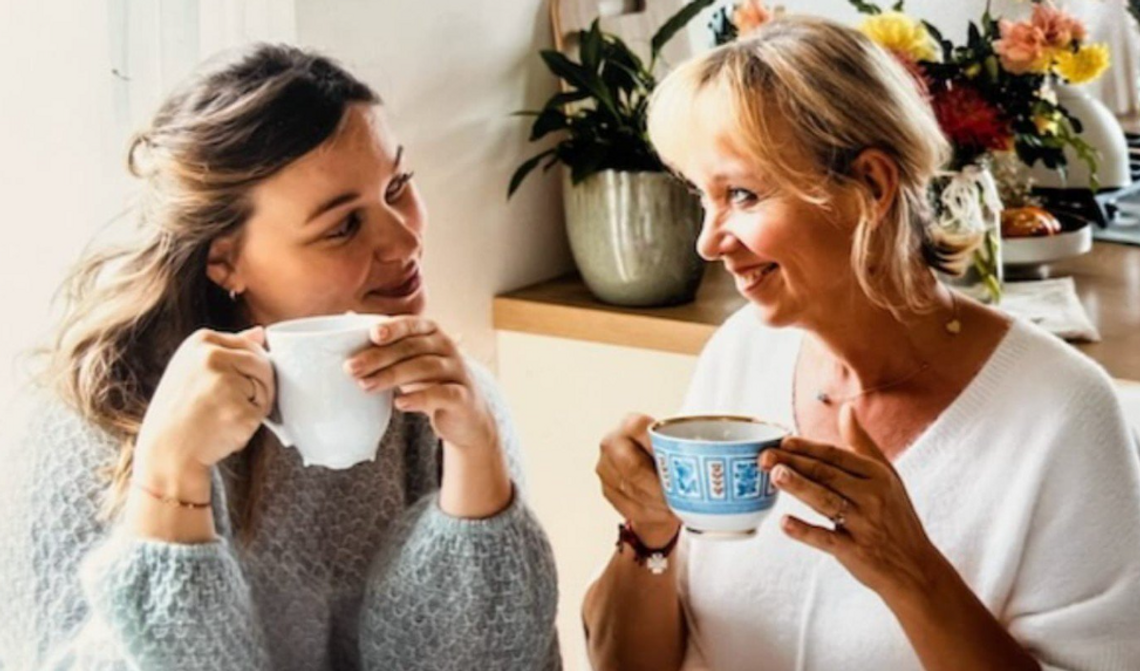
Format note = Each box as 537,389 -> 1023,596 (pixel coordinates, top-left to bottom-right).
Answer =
43,43 -> 379,536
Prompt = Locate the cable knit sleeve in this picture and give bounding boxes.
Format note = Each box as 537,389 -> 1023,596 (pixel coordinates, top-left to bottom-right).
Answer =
1004,370 -> 1140,671
0,397 -> 270,670
358,360 -> 561,671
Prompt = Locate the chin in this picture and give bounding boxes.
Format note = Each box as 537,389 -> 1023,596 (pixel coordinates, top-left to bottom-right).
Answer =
747,297 -> 800,330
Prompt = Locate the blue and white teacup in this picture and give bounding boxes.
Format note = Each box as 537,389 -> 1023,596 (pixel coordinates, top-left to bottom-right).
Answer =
649,415 -> 789,539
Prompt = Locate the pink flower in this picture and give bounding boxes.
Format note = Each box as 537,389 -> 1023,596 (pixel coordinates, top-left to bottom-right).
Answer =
733,0 -> 772,37
994,19 -> 1049,74
1031,3 -> 1087,49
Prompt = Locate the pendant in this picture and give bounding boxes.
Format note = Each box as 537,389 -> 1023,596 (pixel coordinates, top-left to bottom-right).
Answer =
945,319 -> 961,335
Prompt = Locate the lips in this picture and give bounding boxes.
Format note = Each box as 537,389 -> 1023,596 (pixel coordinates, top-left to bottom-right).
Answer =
732,262 -> 779,291
368,265 -> 422,299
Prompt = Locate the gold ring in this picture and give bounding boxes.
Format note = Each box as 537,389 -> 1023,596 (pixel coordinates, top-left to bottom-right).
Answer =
244,374 -> 259,408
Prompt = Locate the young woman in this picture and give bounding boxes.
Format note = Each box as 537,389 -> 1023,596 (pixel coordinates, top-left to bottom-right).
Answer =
0,44 -> 560,671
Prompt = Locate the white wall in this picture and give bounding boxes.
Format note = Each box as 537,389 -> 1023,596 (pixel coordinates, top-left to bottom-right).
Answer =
294,0 -> 572,370
0,0 -> 127,413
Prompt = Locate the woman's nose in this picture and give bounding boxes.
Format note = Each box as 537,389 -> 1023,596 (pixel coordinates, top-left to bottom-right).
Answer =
369,211 -> 421,263
696,209 -> 734,261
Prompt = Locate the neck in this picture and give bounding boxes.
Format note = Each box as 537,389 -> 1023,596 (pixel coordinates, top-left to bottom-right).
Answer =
799,279 -> 955,391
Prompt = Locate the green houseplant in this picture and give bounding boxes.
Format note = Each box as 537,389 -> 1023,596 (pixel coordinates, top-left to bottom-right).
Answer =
508,0 -> 715,307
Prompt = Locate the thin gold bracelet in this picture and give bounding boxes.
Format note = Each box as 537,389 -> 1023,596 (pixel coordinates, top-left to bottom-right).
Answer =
131,480 -> 211,510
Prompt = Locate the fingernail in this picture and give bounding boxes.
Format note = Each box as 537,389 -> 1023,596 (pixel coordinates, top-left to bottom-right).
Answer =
374,326 -> 389,341
359,379 -> 372,391
773,465 -> 790,484
759,453 -> 774,470
394,397 -> 408,409
344,360 -> 357,375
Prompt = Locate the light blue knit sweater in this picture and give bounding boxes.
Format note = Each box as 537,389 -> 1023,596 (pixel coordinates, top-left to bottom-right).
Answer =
0,364 -> 561,670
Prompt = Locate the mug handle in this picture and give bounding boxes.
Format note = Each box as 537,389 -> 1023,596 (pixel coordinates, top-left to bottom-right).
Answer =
258,350 -> 295,447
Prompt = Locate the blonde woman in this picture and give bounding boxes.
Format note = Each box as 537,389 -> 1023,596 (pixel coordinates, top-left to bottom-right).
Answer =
0,44 -> 559,670
584,17 -> 1140,671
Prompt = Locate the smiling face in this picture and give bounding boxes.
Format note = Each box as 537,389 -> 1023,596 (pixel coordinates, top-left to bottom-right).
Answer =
207,103 -> 426,325
683,133 -> 859,330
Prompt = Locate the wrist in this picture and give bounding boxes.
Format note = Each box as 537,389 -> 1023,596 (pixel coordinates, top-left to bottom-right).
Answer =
880,547 -> 960,616
617,521 -> 681,575
133,441 -> 213,504
629,519 -> 682,549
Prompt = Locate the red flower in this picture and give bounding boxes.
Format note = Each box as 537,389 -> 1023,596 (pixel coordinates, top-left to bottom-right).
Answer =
931,84 -> 1012,153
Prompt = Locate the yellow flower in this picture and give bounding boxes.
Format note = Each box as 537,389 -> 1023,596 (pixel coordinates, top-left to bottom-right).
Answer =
860,12 -> 938,63
1054,43 -> 1110,84
1033,112 -> 1059,135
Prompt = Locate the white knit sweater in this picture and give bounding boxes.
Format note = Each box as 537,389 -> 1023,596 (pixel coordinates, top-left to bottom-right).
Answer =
676,307 -> 1140,671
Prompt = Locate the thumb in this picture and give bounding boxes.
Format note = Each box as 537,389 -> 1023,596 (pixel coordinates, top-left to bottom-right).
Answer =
840,403 -> 887,464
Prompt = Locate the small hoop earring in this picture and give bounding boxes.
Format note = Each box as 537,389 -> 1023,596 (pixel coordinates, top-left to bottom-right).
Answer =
229,289 -> 239,302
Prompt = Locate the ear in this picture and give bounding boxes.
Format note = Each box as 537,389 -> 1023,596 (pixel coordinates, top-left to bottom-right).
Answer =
206,234 -> 243,294
850,148 -> 900,226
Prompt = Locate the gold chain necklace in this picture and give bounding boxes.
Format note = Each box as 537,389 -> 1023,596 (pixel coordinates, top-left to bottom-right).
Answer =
814,291 -> 959,405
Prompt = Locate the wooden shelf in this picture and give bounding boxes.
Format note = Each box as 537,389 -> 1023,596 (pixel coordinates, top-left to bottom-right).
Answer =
494,242 -> 1140,381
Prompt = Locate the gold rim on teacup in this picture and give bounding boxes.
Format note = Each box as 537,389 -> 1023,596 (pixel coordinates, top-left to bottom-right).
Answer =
649,415 -> 793,442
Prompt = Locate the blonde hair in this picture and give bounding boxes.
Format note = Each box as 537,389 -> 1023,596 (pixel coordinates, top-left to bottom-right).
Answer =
41,44 -> 379,538
648,16 -> 973,316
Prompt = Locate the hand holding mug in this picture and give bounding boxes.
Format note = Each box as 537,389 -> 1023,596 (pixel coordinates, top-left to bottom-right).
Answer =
345,316 -> 498,455
134,327 -> 273,494
596,414 -> 680,547
762,404 -> 943,598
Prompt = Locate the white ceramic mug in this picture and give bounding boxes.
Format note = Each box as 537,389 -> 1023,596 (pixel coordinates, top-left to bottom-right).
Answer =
262,313 -> 392,469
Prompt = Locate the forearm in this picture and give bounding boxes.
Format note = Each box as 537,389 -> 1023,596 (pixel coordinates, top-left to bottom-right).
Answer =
583,537 -> 686,671
886,553 -> 1040,671
438,440 -> 513,519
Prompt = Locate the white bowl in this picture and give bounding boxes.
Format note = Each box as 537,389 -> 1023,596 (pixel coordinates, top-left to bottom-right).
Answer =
1003,223 -> 1092,268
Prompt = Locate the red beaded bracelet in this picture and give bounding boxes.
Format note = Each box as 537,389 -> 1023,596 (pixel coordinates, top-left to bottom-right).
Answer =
616,522 -> 681,575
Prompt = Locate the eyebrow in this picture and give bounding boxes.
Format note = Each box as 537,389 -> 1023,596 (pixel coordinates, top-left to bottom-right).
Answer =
304,145 -> 405,224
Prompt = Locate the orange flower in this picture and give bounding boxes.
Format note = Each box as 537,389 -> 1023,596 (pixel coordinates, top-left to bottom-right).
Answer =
994,19 -> 1050,74
733,0 -> 771,37
1030,2 -> 1087,49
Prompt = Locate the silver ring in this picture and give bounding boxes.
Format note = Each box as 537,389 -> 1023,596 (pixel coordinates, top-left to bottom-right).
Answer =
830,497 -> 850,528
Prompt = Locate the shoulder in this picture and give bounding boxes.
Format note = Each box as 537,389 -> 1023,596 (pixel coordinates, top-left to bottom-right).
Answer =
987,318 -> 1137,490
0,389 -> 119,559
995,317 -> 1121,415
9,390 -> 120,488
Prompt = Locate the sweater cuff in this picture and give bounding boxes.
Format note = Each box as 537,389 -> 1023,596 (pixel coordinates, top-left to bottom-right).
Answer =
80,531 -> 263,666
425,482 -> 527,531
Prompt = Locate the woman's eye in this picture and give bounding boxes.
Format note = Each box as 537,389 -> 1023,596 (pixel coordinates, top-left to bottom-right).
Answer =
385,171 -> 414,203
328,211 -> 363,240
727,187 -> 758,206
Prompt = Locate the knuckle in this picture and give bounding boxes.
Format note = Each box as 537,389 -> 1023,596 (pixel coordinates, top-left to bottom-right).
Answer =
202,346 -> 228,371
621,413 -> 646,433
